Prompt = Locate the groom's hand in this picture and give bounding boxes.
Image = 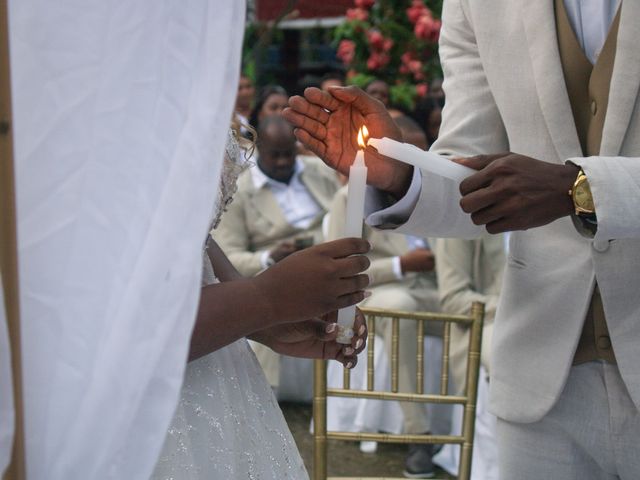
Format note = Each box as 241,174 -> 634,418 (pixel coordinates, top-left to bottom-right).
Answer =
249,310 -> 368,369
283,86 -> 414,199
456,153 -> 579,233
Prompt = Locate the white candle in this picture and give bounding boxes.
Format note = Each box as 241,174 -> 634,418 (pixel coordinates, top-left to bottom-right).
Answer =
336,148 -> 367,344
367,137 -> 475,183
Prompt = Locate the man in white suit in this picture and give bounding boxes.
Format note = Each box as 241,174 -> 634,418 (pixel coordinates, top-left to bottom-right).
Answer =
285,0 -> 640,477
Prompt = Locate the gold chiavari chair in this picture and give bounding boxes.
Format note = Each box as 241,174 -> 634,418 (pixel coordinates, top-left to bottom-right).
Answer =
313,302 -> 485,480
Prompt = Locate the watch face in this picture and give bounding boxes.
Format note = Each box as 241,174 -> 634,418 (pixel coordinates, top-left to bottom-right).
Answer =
575,180 -> 594,212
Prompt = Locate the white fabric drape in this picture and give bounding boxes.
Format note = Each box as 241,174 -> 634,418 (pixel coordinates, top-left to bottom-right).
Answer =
0,274 -> 15,476
9,1 -> 245,478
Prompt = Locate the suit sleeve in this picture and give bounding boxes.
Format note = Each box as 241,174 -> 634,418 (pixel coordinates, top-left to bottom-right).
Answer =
434,238 -> 499,321
211,194 -> 266,277
570,156 -> 640,240
366,0 -> 509,239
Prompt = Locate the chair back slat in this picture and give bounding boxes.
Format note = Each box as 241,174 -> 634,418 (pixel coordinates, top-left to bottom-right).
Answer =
313,302 -> 485,480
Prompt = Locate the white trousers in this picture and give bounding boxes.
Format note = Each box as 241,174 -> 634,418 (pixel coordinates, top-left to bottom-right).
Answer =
497,361 -> 640,480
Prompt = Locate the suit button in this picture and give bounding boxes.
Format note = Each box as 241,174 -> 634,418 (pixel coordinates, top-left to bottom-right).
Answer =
593,239 -> 609,252
591,100 -> 598,115
597,335 -> 611,350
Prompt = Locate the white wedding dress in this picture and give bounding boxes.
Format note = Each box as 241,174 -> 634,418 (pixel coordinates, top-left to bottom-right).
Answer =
152,132 -> 309,480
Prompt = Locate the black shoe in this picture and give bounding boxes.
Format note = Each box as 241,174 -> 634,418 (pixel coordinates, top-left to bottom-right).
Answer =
403,443 -> 436,479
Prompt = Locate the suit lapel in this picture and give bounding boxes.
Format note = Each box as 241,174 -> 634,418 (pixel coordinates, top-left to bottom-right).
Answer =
521,0 -> 582,161
300,167 -> 330,211
600,0 -> 640,156
249,183 -> 289,231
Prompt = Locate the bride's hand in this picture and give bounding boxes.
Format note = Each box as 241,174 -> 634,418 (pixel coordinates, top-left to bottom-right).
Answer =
249,310 -> 367,369
252,238 -> 371,326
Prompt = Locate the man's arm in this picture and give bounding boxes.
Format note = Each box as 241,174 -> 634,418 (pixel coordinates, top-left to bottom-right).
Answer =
367,0 -> 511,238
211,192 -> 267,276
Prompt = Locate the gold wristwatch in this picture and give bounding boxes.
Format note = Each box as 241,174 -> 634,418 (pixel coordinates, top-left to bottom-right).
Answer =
569,169 -> 595,215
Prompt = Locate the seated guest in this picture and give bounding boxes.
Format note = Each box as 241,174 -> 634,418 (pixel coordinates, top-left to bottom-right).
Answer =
411,96 -> 444,147
212,115 -> 340,398
365,78 -> 404,118
319,71 -> 345,91
234,73 -> 255,134
248,85 -> 288,130
431,234 -> 506,480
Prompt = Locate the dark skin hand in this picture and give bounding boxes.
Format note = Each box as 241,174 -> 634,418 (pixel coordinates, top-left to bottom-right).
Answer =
283,86 -> 414,199
400,248 -> 435,274
249,310 -> 368,369
457,153 -> 579,234
284,86 -> 578,234
269,241 -> 297,263
190,238 -> 371,362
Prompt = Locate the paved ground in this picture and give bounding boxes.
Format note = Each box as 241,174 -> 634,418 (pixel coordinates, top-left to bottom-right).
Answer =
281,402 -> 455,479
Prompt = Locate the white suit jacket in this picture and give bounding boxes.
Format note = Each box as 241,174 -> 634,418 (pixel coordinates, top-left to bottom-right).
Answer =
367,0 -> 640,423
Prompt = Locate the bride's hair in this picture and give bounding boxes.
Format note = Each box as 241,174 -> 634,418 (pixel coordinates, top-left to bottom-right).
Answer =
230,116 -> 257,160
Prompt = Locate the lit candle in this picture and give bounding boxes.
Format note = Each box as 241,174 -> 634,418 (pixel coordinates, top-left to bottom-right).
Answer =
367,137 -> 475,183
336,126 -> 369,344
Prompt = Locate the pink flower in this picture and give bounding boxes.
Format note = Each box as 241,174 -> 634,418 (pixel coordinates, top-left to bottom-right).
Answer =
367,30 -> 393,53
355,0 -> 376,9
337,40 -> 356,65
407,1 -> 431,24
366,52 -> 390,71
346,7 -> 369,22
416,83 -> 429,98
415,14 -> 441,42
408,59 -> 423,74
367,30 -> 385,50
401,51 -> 414,65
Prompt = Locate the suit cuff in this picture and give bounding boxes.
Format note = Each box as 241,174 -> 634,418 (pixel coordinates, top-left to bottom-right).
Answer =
391,256 -> 403,280
365,168 -> 422,230
260,250 -> 273,269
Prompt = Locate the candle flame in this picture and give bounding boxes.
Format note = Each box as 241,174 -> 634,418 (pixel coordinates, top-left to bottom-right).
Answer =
357,126 -> 369,149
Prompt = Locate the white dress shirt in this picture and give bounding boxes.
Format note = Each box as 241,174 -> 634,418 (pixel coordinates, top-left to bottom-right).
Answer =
366,0 -> 621,228
564,0 -> 622,64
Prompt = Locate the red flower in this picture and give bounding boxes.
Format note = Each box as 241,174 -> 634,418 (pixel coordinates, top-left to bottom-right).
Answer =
337,40 -> 356,65
355,0 -> 376,9
366,51 -> 390,71
382,38 -> 394,52
407,1 -> 431,24
416,83 -> 429,98
408,59 -> 423,74
415,14 -> 441,42
367,30 -> 385,50
346,7 -> 369,22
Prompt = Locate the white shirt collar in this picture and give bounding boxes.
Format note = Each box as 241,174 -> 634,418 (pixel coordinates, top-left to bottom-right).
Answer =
251,157 -> 305,190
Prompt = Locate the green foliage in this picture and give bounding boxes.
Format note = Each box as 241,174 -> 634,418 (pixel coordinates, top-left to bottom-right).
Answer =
335,0 -> 443,110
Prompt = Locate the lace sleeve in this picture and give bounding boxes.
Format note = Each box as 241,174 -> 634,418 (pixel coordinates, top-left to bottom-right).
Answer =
209,128 -> 253,231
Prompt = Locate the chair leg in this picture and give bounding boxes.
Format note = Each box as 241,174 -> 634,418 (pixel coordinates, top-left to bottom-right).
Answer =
313,359 -> 327,480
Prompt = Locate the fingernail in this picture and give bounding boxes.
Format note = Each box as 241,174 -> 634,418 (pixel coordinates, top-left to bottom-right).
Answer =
363,290 -> 372,299
355,339 -> 363,350
358,324 -> 366,336
346,362 -> 354,369
344,347 -> 354,356
326,323 -> 337,334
